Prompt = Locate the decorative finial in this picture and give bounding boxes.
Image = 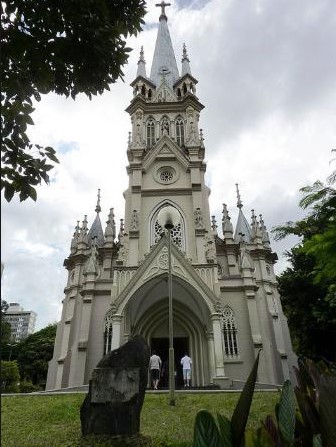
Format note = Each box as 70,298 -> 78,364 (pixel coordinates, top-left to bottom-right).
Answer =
118,218 -> 125,240
139,46 -> 145,63
182,43 -> 190,62
156,1 -> 171,19
211,215 -> 217,231
222,203 -> 229,220
95,189 -> 101,214
251,209 -> 257,226
236,183 -> 243,209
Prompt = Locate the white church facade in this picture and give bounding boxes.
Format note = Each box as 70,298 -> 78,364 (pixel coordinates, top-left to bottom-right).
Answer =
46,4 -> 295,390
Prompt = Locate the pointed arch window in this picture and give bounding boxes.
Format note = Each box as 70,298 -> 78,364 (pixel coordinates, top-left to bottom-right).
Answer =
175,118 -> 184,147
146,119 -> 155,147
104,316 -> 113,355
150,205 -> 186,251
220,306 -> 239,357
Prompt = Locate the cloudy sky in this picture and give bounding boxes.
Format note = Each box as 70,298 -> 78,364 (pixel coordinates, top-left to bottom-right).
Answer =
2,0 -> 335,331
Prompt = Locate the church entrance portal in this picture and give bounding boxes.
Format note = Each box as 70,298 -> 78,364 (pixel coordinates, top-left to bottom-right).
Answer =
151,337 -> 189,388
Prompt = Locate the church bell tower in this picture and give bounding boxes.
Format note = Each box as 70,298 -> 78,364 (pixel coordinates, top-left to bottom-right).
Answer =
46,3 -> 296,391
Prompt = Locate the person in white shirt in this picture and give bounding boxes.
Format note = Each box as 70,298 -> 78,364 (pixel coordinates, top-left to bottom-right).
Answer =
149,351 -> 162,390
180,353 -> 192,388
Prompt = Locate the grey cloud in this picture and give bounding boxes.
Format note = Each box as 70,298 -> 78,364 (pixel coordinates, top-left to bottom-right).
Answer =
190,0 -> 336,148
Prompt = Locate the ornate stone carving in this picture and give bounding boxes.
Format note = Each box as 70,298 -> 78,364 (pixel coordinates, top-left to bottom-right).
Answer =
131,210 -> 139,230
194,207 -> 203,229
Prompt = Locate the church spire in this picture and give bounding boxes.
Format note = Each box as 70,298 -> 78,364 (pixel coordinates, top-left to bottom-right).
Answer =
234,184 -> 252,243
181,43 -> 191,76
136,46 -> 147,78
150,1 -> 179,88
88,189 -> 105,247
95,188 -> 101,214
236,183 -> 243,209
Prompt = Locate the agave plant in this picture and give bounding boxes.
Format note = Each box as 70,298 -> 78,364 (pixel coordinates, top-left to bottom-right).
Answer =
192,351 -> 261,447
192,355 -> 336,447
260,358 -> 336,447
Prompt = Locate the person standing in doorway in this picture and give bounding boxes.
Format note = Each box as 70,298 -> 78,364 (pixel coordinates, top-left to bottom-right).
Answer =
149,350 -> 162,390
181,353 -> 192,388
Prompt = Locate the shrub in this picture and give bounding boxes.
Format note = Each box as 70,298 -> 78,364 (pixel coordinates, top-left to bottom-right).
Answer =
1,360 -> 20,393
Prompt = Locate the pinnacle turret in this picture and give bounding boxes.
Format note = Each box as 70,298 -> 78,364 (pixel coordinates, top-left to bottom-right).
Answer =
105,208 -> 116,244
222,204 -> 234,240
259,214 -> 271,247
70,220 -> 80,253
78,215 -> 89,246
136,46 -> 147,78
181,43 -> 191,76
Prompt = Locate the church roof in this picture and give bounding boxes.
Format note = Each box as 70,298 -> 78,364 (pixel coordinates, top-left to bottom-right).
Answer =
234,208 -> 252,243
150,7 -> 179,88
87,214 -> 105,247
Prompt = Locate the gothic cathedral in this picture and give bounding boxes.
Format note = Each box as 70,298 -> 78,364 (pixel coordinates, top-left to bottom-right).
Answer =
46,5 -> 296,390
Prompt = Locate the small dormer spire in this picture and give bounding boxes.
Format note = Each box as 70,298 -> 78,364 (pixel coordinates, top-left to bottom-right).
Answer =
136,46 -> 147,78
95,189 -> 101,214
105,208 -> 116,244
259,214 -> 271,246
236,183 -> 243,209
181,43 -> 191,76
234,186 -> 252,243
70,220 -> 80,253
222,203 -> 234,237
139,46 -> 145,62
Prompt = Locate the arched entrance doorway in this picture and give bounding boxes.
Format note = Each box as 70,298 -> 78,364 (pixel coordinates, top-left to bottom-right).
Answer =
122,274 -> 213,387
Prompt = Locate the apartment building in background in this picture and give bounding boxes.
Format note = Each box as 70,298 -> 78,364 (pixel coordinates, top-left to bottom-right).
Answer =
3,303 -> 37,342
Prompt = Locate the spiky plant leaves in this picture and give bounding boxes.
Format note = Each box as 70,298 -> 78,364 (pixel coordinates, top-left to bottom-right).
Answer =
278,380 -> 296,446
192,410 -> 223,447
262,415 -> 282,447
312,434 -> 322,447
231,350 -> 261,447
245,427 -> 274,447
319,375 -> 336,447
217,414 -> 233,447
294,387 -> 319,435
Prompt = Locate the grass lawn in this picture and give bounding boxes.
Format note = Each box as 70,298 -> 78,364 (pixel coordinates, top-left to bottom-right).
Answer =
1,391 -> 279,446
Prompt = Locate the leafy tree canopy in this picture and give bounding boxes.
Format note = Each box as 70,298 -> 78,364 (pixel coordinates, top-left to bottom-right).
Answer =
1,0 -> 146,202
273,155 -> 336,360
1,299 -> 12,351
15,323 -> 57,385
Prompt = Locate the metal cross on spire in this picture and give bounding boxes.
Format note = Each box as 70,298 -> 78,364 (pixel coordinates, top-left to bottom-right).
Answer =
156,1 -> 171,16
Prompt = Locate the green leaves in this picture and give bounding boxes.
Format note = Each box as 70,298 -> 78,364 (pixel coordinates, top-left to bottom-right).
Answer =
192,351 -> 261,447
231,350 -> 261,446
277,381 -> 296,445
2,0 -> 146,202
192,410 -> 223,447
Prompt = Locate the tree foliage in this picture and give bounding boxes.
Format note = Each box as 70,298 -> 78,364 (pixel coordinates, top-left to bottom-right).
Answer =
1,0 -> 146,202
1,299 -> 12,353
15,324 -> 57,386
1,361 -> 20,393
273,157 -> 336,360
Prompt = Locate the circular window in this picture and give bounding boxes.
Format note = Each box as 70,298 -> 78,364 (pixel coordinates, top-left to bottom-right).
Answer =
156,166 -> 177,184
160,170 -> 173,182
